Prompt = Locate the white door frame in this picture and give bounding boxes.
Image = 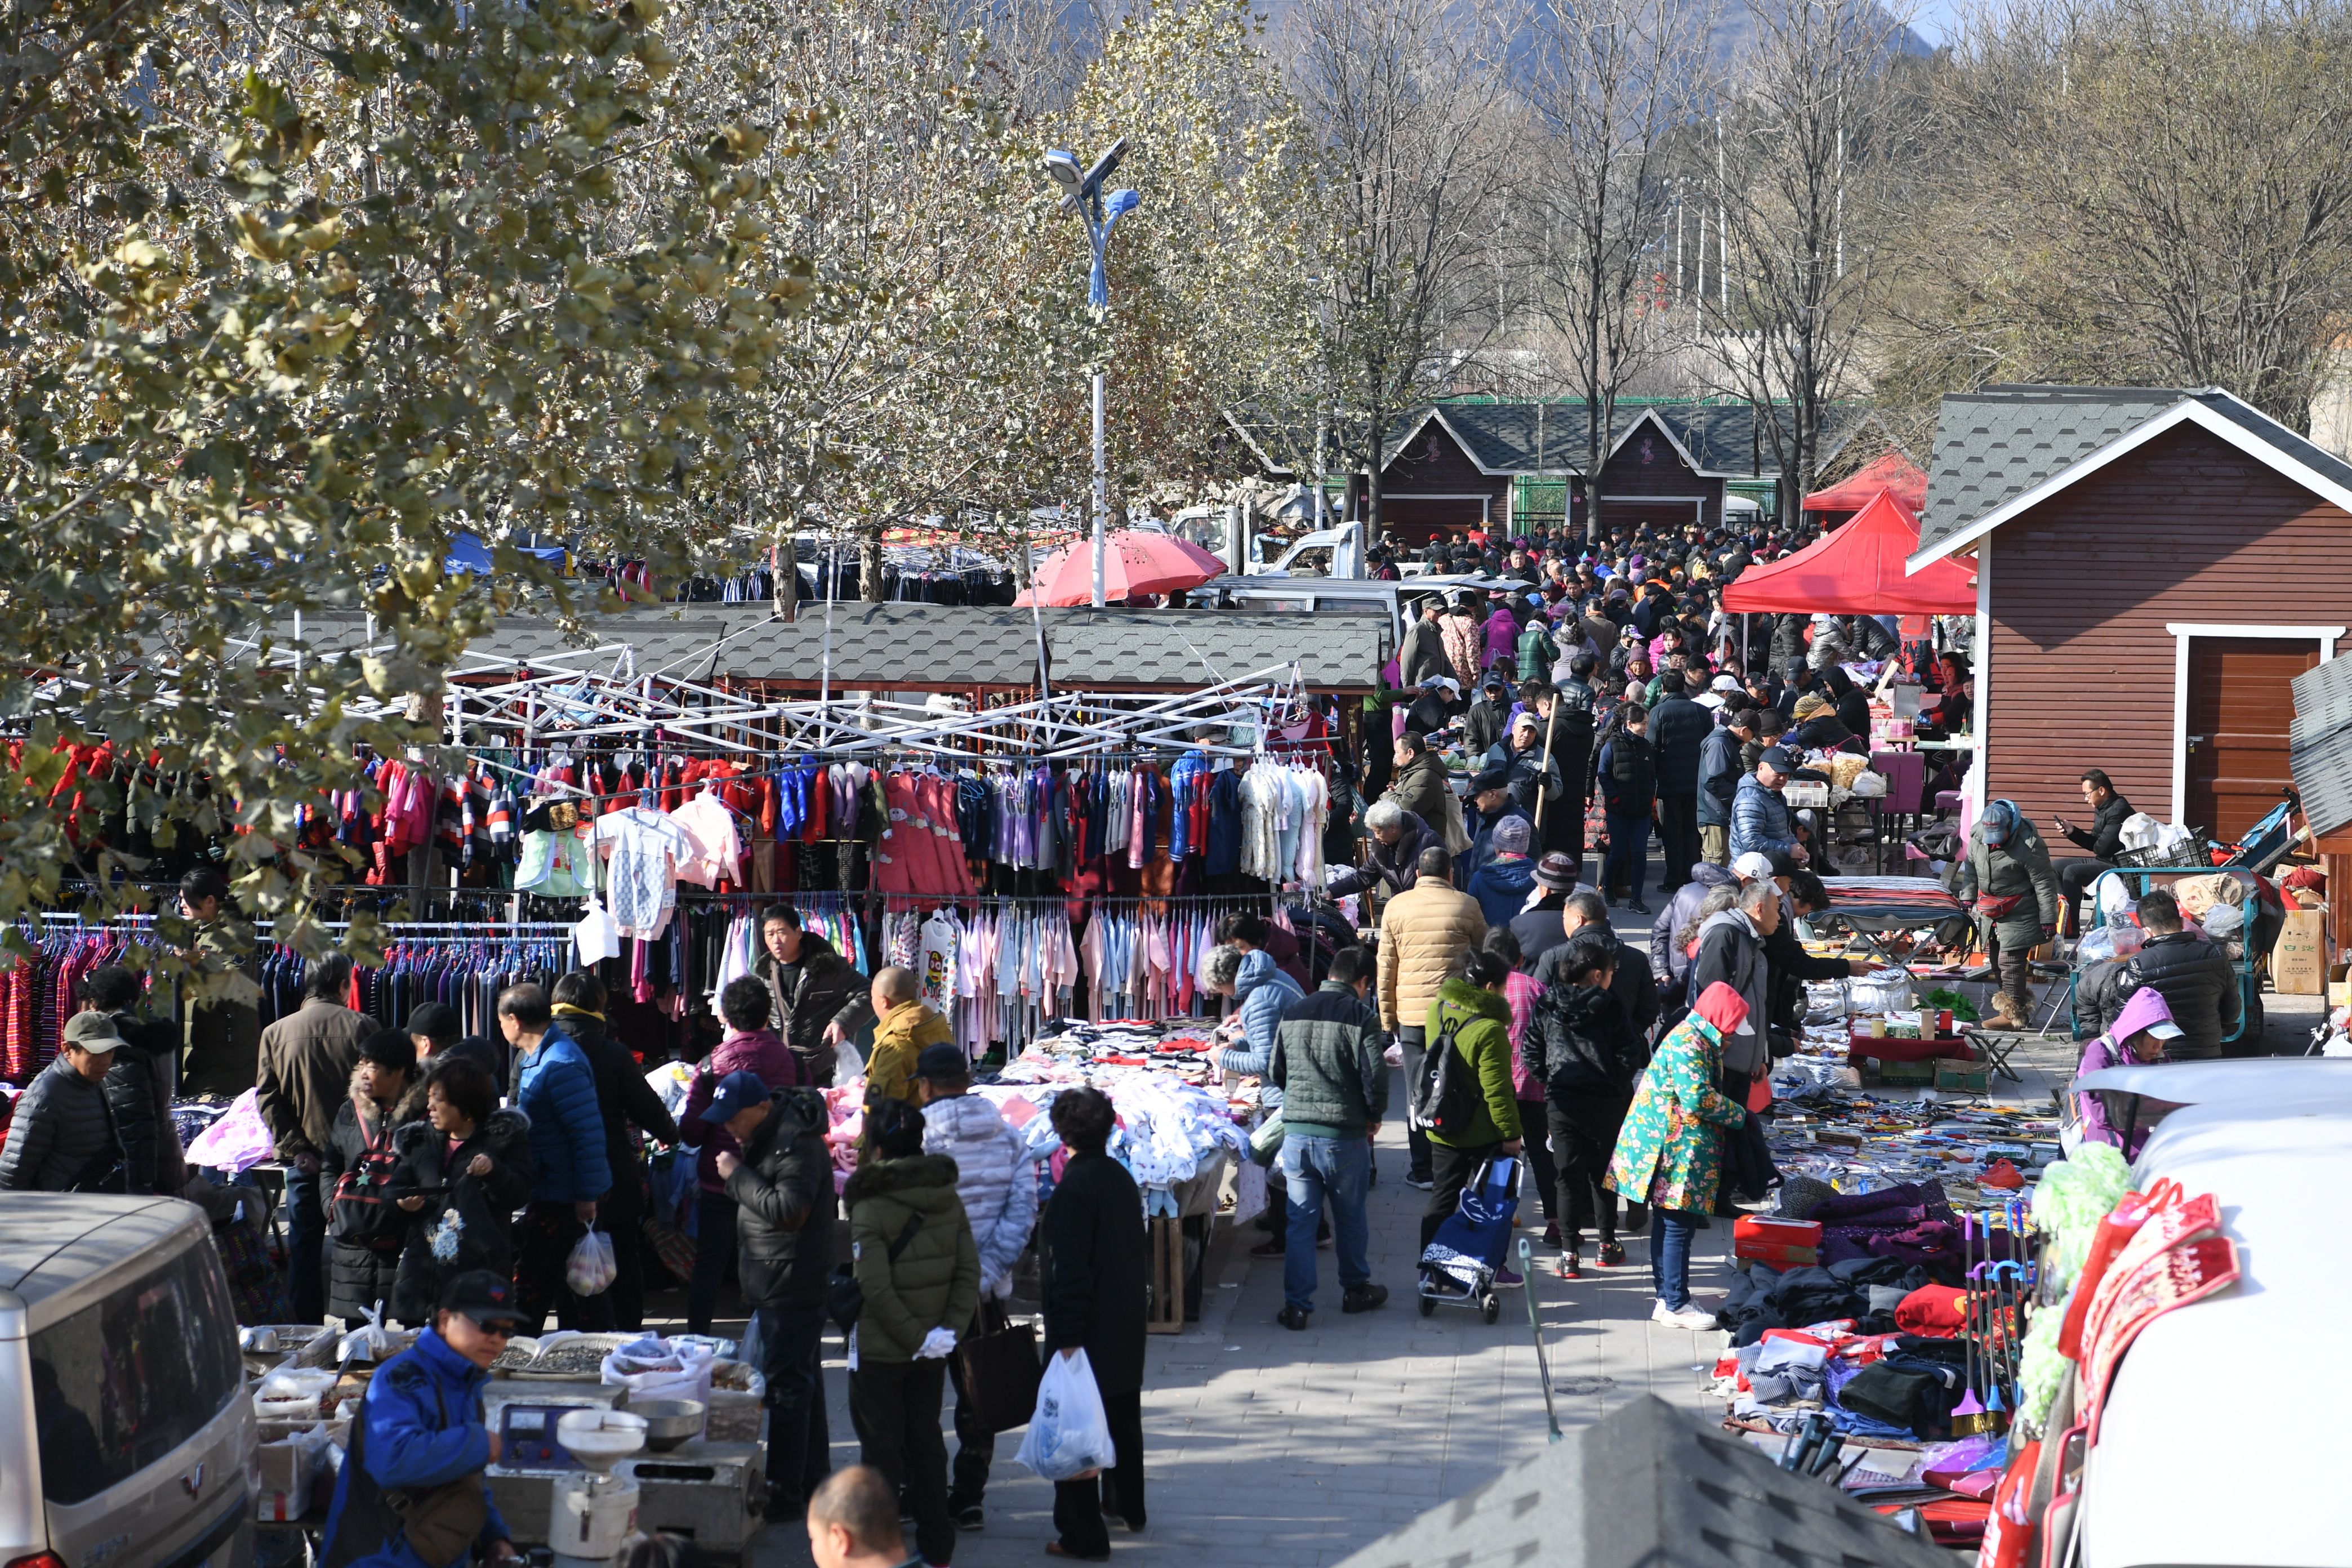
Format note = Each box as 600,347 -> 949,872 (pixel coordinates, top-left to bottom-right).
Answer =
2164,622 -> 2344,825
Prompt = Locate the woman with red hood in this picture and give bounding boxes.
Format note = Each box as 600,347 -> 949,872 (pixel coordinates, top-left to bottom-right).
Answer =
2072,985 -> 2184,1161
1606,981 -> 1752,1329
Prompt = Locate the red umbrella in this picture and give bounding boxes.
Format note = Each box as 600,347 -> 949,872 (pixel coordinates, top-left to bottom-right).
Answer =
1013,529 -> 1225,606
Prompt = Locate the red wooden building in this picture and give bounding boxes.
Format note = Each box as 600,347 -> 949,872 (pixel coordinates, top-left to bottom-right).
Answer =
1908,386 -> 2352,850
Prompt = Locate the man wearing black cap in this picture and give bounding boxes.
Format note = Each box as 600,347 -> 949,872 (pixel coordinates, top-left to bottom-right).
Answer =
1730,745 -> 1806,866
1464,765 -> 1530,889
1462,674 -> 1512,761
321,1270 -> 524,1568
406,1002 -> 504,1083
706,1067 -> 839,1523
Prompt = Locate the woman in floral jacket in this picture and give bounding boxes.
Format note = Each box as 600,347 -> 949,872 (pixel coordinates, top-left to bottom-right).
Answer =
1607,981 -> 1750,1329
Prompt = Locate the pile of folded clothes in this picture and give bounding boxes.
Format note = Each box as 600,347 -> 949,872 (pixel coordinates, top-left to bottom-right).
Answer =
1810,1180 -> 1966,1276
1716,1255 -> 1932,1346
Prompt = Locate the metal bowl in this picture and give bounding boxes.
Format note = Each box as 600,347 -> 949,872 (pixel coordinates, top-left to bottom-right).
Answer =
631,1398 -> 707,1451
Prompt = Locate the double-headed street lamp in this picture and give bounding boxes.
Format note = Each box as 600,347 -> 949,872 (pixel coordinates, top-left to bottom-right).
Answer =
1045,139 -> 1138,608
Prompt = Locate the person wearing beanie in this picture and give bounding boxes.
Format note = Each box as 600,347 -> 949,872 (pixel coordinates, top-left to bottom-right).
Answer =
1468,813 -> 1539,928
321,1028 -> 430,1322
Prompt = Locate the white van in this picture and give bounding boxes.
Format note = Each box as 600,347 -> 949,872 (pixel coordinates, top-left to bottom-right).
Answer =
1,1196 -> 255,1568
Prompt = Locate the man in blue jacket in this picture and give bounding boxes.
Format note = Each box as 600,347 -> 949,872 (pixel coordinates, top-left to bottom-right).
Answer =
320,1271 -> 523,1568
1730,745 -> 1807,866
500,982 -> 614,1331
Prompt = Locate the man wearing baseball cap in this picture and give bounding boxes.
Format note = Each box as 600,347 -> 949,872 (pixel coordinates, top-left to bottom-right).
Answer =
705,1067 -> 840,1522
0,1011 -> 127,1192
1730,743 -> 1806,866
319,1268 -> 523,1568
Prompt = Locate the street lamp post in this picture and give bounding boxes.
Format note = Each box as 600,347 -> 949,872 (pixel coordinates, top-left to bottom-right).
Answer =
1045,139 -> 1138,608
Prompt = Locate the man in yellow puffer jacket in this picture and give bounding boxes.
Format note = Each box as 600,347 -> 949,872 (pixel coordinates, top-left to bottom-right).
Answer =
863,966 -> 954,1110
1377,844 -> 1487,1187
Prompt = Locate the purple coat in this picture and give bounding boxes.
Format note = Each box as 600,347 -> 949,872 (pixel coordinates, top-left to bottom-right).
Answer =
1484,608 -> 1520,669
678,1028 -> 806,1191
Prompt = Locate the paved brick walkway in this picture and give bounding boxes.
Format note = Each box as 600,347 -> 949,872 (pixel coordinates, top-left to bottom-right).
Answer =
739,1093 -> 1738,1568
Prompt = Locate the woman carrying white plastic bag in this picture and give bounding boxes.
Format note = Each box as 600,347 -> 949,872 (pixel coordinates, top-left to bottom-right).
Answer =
1014,1348 -> 1117,1482
1036,1088 -> 1150,1560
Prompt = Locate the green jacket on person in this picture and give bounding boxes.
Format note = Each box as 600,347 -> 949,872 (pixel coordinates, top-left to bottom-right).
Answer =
1422,978 -> 1522,1150
843,1152 -> 981,1363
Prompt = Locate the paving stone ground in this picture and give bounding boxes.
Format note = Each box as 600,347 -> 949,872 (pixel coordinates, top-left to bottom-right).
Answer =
673,883 -> 2317,1568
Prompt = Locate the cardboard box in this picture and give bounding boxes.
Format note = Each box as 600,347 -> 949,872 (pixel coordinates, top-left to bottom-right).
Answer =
2276,908 -> 2326,995
1734,1215 -> 1823,1268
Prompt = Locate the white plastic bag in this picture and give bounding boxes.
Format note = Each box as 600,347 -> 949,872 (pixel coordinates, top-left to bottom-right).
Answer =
599,1335 -> 717,1405
1014,1349 -> 1117,1482
566,1226 -> 617,1297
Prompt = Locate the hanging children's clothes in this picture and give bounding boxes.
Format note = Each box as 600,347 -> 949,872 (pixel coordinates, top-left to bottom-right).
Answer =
594,805 -> 696,938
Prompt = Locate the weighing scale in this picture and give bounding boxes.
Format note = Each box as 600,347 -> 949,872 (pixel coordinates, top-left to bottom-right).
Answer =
500,1405 -> 587,1471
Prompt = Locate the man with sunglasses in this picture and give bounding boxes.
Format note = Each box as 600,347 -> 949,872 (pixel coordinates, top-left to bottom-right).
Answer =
321,1271 -> 525,1568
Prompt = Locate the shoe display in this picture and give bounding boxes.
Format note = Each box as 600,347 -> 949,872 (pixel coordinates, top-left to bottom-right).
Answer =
1341,1283 -> 1389,1313
1276,1306 -> 1312,1330
1598,1239 -> 1627,1267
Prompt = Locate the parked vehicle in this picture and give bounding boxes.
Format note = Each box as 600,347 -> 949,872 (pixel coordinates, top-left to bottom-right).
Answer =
2065,1058 -> 2352,1567
1,1195 -> 255,1568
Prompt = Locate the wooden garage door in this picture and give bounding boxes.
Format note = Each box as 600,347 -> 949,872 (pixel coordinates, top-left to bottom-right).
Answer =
2185,636 -> 2320,842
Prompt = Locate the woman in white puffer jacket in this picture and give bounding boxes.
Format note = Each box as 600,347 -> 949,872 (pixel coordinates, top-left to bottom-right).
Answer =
911,1044 -> 1037,1297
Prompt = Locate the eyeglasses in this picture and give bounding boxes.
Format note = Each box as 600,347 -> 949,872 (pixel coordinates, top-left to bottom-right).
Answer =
464,1318 -> 518,1339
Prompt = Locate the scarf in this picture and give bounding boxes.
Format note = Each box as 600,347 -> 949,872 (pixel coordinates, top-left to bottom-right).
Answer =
550,1003 -> 607,1023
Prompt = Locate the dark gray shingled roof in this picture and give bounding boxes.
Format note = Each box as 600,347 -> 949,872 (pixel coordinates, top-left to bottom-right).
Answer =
1918,384 -> 2352,562
1230,400 -> 1869,481
1918,385 -> 2183,558
293,604 -> 1384,691
1331,1395 -> 1954,1568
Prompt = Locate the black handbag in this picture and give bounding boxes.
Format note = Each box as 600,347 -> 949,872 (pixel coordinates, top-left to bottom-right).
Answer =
952,1302 -> 1043,1436
826,1211 -> 922,1334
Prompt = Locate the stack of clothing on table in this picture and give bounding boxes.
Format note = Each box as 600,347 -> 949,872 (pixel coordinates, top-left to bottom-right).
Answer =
1811,1180 -> 1966,1276
1716,1255 -> 1931,1346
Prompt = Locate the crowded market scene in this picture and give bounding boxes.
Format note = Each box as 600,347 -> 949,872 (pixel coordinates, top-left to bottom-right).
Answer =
7,414 -> 2337,1568
3,0 -> 2345,1558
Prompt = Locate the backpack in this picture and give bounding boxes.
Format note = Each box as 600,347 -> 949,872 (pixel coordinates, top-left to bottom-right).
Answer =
331,1116 -> 408,1250
1411,1017 -> 1481,1139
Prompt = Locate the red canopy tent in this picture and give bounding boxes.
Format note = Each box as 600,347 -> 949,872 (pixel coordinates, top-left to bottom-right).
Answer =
1720,488 -> 1975,616
1804,451 -> 1926,519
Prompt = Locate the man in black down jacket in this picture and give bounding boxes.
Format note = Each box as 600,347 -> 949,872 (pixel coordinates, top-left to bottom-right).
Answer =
1533,889 -> 1660,1044
711,1076 -> 838,1521
549,972 -> 681,1333
2111,889 -> 2241,1059
2051,770 -> 2135,929
1041,1087 -> 1147,1556
1648,671 -> 1713,897
758,908 -> 876,1085
0,1014 -> 127,1191
81,965 -> 181,1195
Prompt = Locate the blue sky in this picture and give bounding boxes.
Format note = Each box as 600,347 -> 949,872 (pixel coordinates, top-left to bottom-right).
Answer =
1907,0 -> 1968,44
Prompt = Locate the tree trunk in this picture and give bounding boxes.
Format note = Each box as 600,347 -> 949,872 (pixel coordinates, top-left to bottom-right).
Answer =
859,522 -> 885,603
